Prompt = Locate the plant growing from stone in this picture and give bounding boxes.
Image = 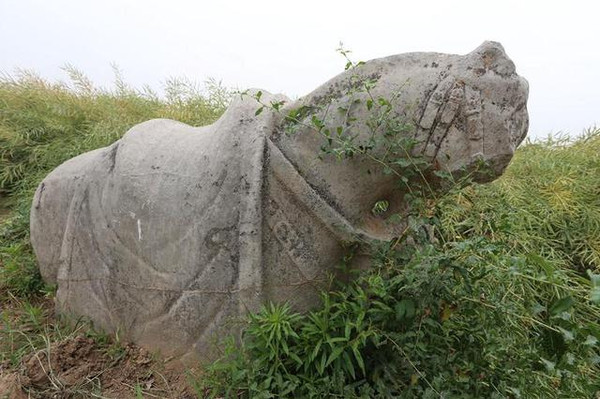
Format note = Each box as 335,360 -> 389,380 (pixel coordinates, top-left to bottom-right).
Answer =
197,50 -> 600,398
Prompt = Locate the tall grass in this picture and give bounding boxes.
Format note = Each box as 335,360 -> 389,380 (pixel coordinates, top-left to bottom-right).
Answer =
0,69 -> 598,397
440,129 -> 600,273
0,68 -> 228,197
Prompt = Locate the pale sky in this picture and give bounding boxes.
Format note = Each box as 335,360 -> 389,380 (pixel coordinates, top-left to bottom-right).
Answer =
1,0 -> 598,138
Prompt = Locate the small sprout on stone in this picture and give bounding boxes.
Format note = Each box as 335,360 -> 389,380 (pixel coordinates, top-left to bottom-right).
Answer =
372,200 -> 390,215
270,100 -> 286,111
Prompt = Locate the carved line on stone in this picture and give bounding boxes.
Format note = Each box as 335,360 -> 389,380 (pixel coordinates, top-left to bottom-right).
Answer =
416,80 -> 441,129
268,140 -> 378,244
95,182 -> 191,281
107,142 -> 120,173
55,276 -> 327,293
266,208 -> 314,282
163,225 -> 234,319
113,171 -> 209,179
429,81 -> 466,161
422,78 -> 457,156
464,86 -> 484,162
34,182 -> 45,209
138,170 -> 230,258
414,76 -> 454,156
265,219 -> 323,294
57,184 -> 88,311
86,192 -> 126,329
189,305 -> 229,354
235,126 -> 267,314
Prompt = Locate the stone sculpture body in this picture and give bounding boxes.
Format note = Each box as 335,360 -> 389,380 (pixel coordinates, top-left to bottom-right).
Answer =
30,42 -> 529,361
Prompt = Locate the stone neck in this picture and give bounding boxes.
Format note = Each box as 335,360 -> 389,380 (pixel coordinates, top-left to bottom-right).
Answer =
271,120 -> 405,241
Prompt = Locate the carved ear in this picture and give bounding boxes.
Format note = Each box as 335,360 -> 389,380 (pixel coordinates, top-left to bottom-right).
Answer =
469,41 -> 516,76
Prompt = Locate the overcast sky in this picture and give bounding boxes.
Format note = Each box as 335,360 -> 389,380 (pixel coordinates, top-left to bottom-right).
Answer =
1,0 -> 598,138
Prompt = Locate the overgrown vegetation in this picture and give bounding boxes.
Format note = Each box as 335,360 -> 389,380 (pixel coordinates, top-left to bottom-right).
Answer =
196,128 -> 600,398
199,50 -> 599,397
1,63 -> 599,398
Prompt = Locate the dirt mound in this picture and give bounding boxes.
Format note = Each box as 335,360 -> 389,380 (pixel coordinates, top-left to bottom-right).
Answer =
0,373 -> 27,399
4,334 -> 196,398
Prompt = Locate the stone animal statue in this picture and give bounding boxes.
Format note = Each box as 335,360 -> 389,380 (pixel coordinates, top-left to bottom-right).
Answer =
30,41 -> 528,362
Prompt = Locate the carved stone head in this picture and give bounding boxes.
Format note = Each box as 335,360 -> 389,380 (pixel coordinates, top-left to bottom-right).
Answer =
275,41 -> 529,231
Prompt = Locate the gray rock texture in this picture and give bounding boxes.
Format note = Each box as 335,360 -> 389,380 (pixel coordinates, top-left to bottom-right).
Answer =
30,41 -> 529,361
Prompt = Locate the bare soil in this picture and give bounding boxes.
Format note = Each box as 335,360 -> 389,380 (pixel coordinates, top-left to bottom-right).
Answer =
0,297 -> 200,399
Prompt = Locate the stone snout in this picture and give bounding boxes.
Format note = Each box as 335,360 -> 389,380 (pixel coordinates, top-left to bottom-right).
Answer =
434,41 -> 529,181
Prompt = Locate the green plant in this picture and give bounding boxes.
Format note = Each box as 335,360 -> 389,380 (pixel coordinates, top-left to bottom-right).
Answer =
196,50 -> 600,397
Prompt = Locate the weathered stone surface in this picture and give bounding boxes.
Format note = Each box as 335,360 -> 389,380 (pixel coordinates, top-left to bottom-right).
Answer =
30,41 -> 528,361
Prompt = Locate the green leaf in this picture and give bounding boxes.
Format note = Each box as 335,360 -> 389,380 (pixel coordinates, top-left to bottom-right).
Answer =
377,97 -> 391,107
433,170 -> 452,179
289,351 -> 303,366
540,357 -> 555,372
527,253 -> 554,278
366,99 -> 373,111
558,326 -> 574,342
584,335 -> 598,346
531,302 -> 546,315
342,351 -> 356,379
271,100 -> 285,111
325,346 -> 345,368
311,115 -> 324,129
255,106 -> 264,116
395,299 -> 416,320
372,200 -> 389,215
588,270 -> 600,304
393,158 -> 413,168
318,351 -> 327,375
352,346 -> 366,375
327,337 -> 348,346
549,296 -> 574,316
310,340 -> 322,362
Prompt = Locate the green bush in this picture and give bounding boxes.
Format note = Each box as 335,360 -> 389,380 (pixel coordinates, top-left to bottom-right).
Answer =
199,130 -> 600,398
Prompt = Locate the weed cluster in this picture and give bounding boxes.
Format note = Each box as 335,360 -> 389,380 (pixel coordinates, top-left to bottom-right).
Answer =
198,130 -> 600,398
